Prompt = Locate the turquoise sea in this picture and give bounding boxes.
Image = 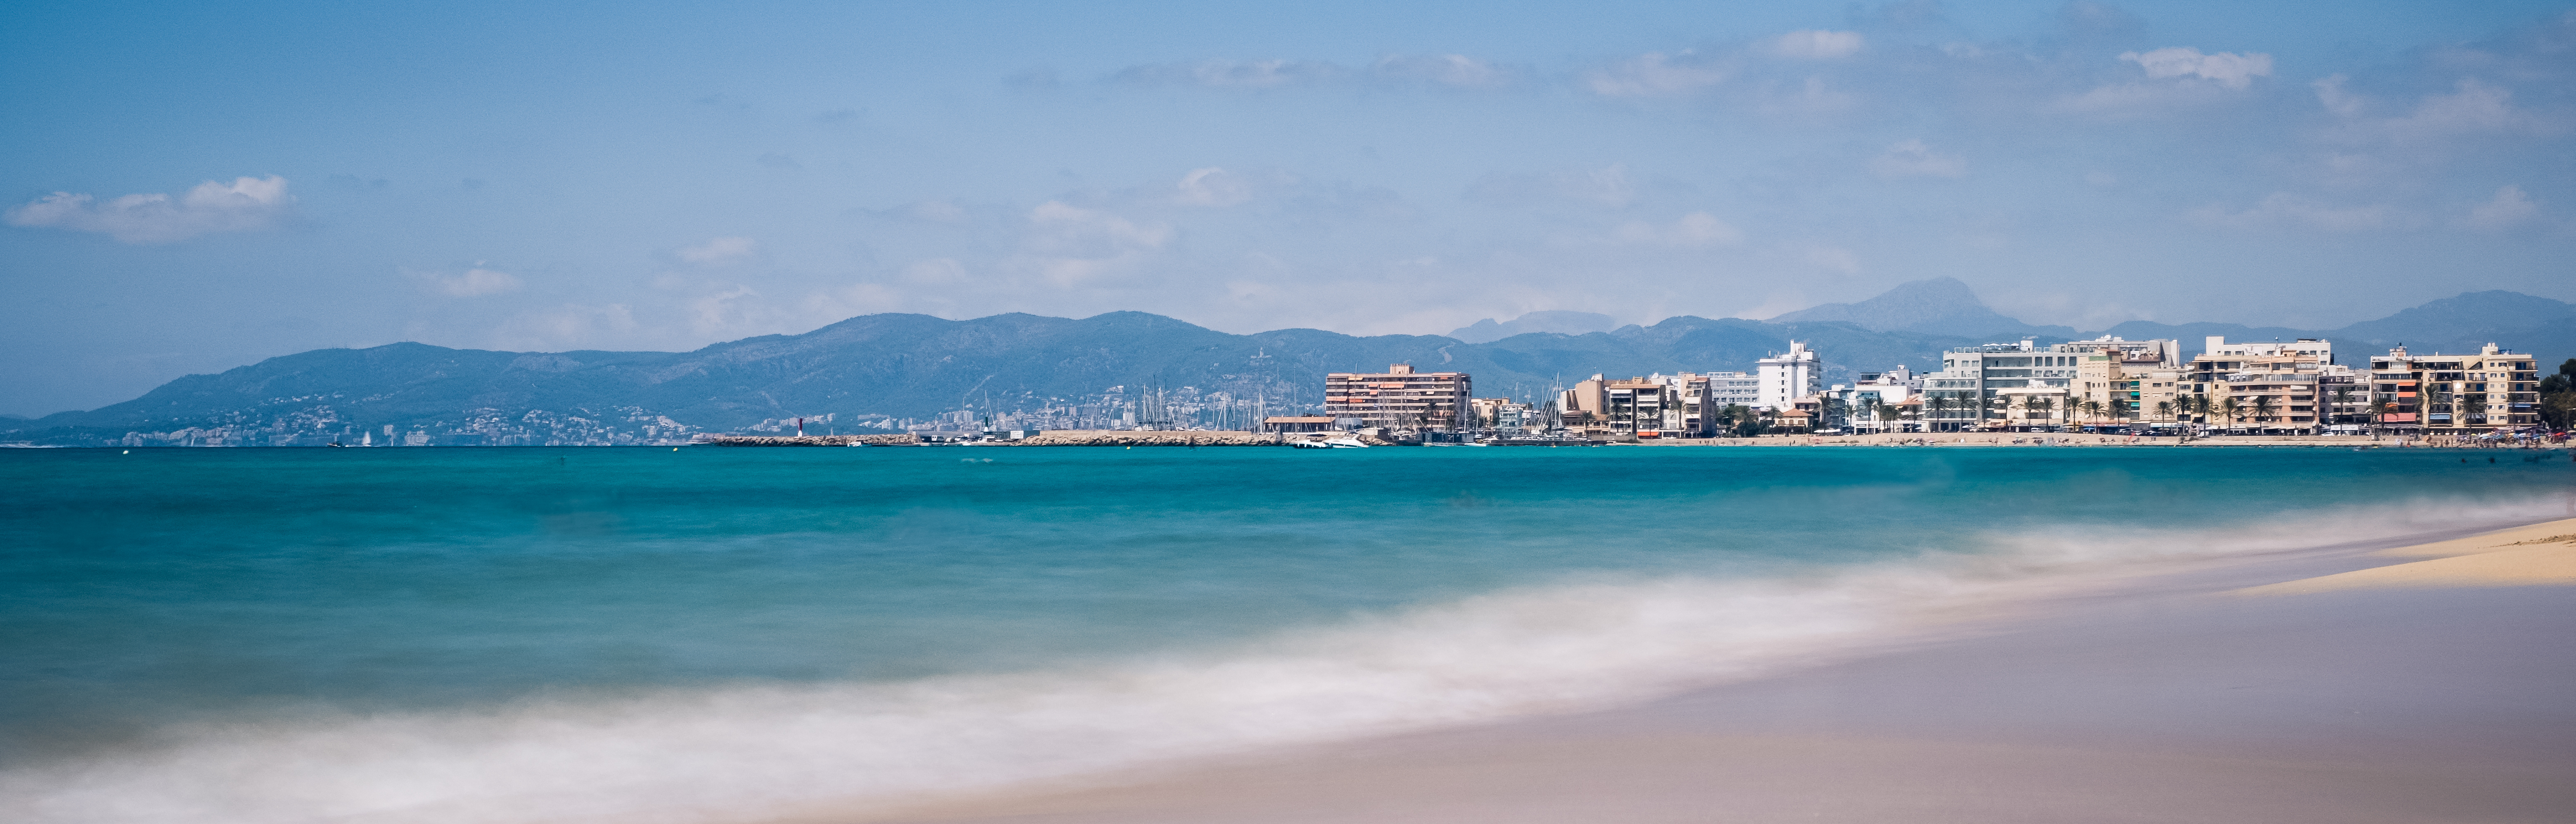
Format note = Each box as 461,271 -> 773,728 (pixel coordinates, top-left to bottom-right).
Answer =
4,444 -> 2571,823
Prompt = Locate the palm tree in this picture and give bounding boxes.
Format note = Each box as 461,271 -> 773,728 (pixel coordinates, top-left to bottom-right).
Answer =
2330,386 -> 2356,426
2218,396 -> 2245,432
2250,394 -> 2278,433
2078,399 -> 2102,425
2462,393 -> 2488,430
2424,385 -> 2453,434
2154,399 -> 2174,425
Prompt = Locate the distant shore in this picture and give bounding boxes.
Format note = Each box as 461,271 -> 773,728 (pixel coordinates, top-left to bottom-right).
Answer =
841,517 -> 2576,824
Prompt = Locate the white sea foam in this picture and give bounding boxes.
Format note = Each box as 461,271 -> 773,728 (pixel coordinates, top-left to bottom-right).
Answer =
5,496 -> 2557,824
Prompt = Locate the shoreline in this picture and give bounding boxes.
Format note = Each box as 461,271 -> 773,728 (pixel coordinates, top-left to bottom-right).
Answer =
837,517 -> 2576,824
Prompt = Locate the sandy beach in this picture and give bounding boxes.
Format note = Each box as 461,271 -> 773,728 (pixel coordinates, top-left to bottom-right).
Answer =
843,519 -> 2576,824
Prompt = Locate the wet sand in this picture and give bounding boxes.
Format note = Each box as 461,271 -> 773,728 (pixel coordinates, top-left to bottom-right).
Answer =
843,521 -> 2576,824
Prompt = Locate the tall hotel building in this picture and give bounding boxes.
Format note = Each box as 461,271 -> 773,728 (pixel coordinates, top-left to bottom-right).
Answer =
1326,364 -> 1473,430
1756,341 -> 1823,411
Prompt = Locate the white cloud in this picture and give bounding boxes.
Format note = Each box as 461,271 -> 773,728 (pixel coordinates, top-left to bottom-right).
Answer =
1802,246 -> 1862,274
1110,54 -> 1513,91
1770,30 -> 1864,60
2378,79 -> 2545,143
1612,212 -> 1743,247
490,303 -> 639,351
1113,59 -> 1344,88
902,258 -> 970,284
1371,54 -> 1509,88
676,236 -> 761,266
2461,185 -> 2539,232
1870,139 -> 1967,178
1467,164 -> 1638,208
419,267 -> 525,297
2119,47 -> 2273,89
2312,74 -> 2366,117
903,201 -> 969,222
1173,167 -> 1252,207
5,175 -> 292,244
1022,202 -> 1172,286
1584,52 -> 1729,97
2190,192 -> 2398,232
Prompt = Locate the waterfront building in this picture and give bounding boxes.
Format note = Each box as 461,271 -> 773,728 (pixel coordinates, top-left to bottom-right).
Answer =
2368,343 -> 2540,433
1823,370 -> 1918,433
1918,339 -> 2075,432
1703,371 -> 1761,408
1757,342 -> 1823,411
2184,340 -> 2334,433
1326,364 -> 1473,430
2207,336 -> 2332,362
1260,416 -> 1335,433
1562,375 -> 1608,422
1603,377 -> 1672,437
2072,340 -> 2185,428
2320,364 -> 2372,426
1918,336 -> 2178,432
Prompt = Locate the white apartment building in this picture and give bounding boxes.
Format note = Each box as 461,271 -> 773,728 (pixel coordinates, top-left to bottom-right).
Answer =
2207,336 -> 2332,363
1826,370 -> 1918,433
1757,341 -> 1823,411
1918,336 -> 2183,431
1704,371 -> 1762,408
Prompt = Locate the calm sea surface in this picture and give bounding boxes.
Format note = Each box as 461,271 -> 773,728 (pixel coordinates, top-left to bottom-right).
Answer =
2,444 -> 2569,822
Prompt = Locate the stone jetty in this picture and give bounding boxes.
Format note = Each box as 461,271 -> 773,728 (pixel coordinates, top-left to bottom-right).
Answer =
695,434 -> 919,446
698,430 -> 1401,447
1013,430 -> 1289,446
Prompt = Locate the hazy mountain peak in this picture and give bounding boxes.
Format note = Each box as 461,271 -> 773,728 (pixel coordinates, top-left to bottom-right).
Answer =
1447,311 -> 1619,343
2332,290 -> 2575,345
1770,277 -> 2067,338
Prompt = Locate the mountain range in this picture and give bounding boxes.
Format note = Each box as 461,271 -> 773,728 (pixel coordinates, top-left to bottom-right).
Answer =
8,281 -> 2571,445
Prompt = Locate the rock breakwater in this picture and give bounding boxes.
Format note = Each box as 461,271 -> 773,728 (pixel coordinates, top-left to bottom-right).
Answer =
695,434 -> 920,446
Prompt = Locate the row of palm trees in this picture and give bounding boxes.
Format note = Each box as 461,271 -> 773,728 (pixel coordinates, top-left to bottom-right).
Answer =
1815,383 -> 2507,435
1906,391 -> 2356,433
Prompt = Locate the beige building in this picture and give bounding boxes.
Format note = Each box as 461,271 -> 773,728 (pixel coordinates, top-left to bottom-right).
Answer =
2368,343 -> 2541,433
2074,347 -> 2185,427
1919,337 -> 2175,432
2185,343 -> 2328,433
1560,373 -> 1720,438
1326,364 -> 1473,430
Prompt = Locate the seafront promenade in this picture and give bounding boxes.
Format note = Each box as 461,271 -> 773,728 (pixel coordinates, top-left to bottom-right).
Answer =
702,431 -> 2560,449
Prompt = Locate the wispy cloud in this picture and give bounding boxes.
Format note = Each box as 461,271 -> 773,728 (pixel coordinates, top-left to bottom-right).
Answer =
2190,193 -> 2402,232
5,175 -> 293,244
1768,30 -> 1863,60
1466,165 -> 1640,208
2460,185 -> 2540,232
1173,168 -> 1252,207
416,266 -> 525,297
2118,47 -> 2273,89
1611,212 -> 1743,247
1870,139 -> 1967,179
676,236 -> 762,266
1110,54 -> 1516,90
1113,59 -> 1344,89
1584,51 -> 1731,98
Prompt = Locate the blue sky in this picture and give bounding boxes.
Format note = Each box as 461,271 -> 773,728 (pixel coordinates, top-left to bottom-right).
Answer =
5,1 -> 2573,415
